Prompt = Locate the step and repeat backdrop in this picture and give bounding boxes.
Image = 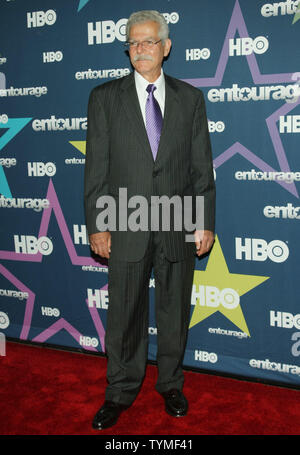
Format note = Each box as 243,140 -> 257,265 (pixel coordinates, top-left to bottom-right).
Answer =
1,0 -> 300,386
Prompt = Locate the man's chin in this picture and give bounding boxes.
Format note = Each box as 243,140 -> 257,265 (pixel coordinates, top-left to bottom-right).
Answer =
133,61 -> 153,73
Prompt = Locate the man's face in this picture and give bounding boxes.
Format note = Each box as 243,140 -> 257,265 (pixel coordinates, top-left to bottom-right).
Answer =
128,20 -> 171,82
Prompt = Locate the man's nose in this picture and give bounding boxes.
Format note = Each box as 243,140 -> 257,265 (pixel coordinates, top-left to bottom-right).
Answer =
136,42 -> 144,52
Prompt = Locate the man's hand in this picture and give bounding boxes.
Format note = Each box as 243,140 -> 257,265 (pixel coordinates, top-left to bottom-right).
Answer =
89,232 -> 111,259
194,230 -> 214,257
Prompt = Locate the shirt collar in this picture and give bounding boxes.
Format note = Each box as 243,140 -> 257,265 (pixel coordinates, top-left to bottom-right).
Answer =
134,69 -> 165,94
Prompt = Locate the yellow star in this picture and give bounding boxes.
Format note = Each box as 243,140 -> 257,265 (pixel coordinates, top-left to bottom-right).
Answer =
292,3 -> 300,24
189,236 -> 269,336
69,141 -> 86,155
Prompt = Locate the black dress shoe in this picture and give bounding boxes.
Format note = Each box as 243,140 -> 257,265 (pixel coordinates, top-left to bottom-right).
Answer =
161,389 -> 188,417
92,400 -> 129,430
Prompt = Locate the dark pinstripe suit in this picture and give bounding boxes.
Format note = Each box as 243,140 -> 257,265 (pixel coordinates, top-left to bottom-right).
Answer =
84,72 -> 215,405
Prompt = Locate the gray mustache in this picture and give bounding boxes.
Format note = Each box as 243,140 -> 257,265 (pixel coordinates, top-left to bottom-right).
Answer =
133,54 -> 154,62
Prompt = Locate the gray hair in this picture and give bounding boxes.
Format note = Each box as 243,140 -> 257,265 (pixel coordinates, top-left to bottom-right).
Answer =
126,10 -> 169,43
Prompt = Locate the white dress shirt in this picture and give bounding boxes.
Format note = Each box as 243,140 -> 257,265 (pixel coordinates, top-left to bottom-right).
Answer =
134,69 -> 165,125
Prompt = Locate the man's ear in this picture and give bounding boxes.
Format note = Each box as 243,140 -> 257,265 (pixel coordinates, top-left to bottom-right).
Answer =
163,38 -> 172,58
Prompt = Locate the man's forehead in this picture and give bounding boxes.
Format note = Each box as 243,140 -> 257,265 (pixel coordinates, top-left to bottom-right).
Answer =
129,20 -> 159,36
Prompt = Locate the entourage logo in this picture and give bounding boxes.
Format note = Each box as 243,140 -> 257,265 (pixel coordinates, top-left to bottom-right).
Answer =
0,86 -> 47,98
0,157 -> 16,168
75,67 -> 130,80
0,196 -> 50,212
261,0 -> 299,17
0,289 -> 29,300
263,203 -> 300,219
27,10 -> 57,28
208,83 -> 299,103
249,358 -> 300,376
235,169 -> 300,183
32,116 -> 87,131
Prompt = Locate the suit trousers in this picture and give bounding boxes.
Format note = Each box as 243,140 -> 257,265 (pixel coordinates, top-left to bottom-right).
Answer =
104,232 -> 195,406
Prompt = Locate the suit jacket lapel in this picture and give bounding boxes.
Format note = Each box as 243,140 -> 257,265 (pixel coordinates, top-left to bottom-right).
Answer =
119,73 -> 154,163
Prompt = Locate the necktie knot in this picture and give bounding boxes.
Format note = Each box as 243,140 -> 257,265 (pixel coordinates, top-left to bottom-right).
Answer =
146,84 -> 156,95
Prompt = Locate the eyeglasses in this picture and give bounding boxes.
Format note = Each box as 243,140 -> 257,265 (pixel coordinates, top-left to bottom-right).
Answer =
124,39 -> 162,50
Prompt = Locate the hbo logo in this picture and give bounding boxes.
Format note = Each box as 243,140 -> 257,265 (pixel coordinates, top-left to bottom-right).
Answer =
162,12 -> 179,24
0,114 -> 8,124
43,51 -> 63,63
0,312 -> 9,330
192,285 -> 240,309
28,162 -> 56,177
14,235 -> 53,255
195,350 -> 218,363
27,10 -> 57,28
88,19 -> 127,45
208,121 -> 225,133
186,48 -> 210,61
41,307 -> 60,317
270,311 -> 300,330
229,36 -> 269,56
79,336 -> 99,348
235,238 -> 289,263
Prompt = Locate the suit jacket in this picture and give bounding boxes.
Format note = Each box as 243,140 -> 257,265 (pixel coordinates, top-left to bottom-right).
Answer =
84,72 -> 216,262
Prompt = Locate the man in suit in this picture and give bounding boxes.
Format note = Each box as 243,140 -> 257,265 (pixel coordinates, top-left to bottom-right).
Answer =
84,10 -> 216,430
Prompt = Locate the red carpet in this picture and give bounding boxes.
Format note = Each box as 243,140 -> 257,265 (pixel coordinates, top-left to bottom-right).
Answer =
1,341 -> 300,436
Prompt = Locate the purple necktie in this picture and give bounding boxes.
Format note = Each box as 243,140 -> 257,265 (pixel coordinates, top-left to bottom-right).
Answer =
145,84 -> 163,160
